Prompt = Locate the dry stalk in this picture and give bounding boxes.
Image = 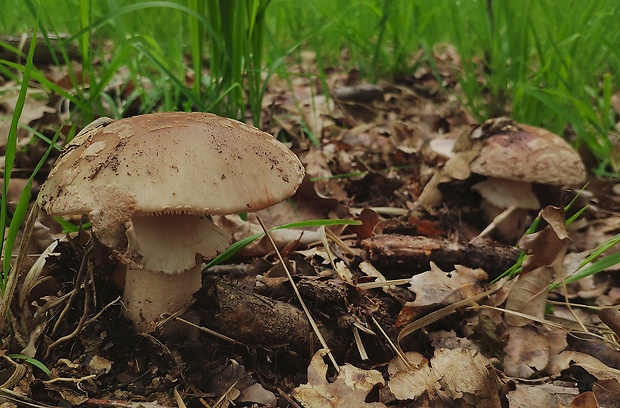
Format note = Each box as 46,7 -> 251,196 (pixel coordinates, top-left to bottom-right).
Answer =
469,205 -> 518,243
45,243 -> 96,359
257,217 -> 340,373
397,281 -> 505,353
0,202 -> 39,335
174,316 -> 240,344
50,242 -> 94,337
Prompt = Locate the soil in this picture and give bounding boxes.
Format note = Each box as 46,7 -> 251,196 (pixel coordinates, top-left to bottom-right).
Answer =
1,44 -> 619,407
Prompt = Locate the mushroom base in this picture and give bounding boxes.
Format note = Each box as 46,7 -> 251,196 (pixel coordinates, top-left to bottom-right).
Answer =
123,258 -> 201,332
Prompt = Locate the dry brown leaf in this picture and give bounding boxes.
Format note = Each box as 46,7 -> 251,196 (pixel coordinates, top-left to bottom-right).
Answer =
388,348 -> 501,406
504,266 -> 553,326
398,262 -> 487,322
506,383 -> 579,408
205,359 -> 275,408
598,308 -> 620,338
292,349 -> 386,408
542,328 -> 570,376
569,392 -> 599,408
502,325 -> 550,378
0,82 -> 54,150
561,350 -> 620,383
520,206 -> 569,275
505,206 -> 569,326
592,378 -> 620,407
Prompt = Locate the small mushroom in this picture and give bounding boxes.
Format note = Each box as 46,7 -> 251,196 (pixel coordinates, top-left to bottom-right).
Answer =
418,117 -> 586,241
38,112 -> 305,332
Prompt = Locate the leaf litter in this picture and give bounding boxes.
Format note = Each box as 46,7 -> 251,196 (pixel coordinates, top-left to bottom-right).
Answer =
0,44 -> 619,408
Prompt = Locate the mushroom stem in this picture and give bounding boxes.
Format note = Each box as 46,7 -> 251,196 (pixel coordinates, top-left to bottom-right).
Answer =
123,261 -> 201,332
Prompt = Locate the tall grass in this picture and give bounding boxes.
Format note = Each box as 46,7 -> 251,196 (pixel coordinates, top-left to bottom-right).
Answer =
3,1 -> 618,170
444,0 -> 620,173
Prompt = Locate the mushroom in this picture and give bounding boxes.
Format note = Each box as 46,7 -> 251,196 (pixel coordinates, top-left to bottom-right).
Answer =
37,112 -> 305,331
418,117 -> 586,241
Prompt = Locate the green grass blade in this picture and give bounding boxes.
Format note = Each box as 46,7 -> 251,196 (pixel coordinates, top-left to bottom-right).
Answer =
205,218 -> 361,269
0,23 -> 39,283
8,354 -> 51,376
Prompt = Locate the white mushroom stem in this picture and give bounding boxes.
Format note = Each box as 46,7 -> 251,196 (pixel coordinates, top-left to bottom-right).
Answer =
123,262 -> 202,332
121,214 -> 231,331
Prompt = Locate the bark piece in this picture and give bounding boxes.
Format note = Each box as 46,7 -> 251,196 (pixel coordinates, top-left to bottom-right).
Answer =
193,279 -> 347,357
362,234 -> 519,278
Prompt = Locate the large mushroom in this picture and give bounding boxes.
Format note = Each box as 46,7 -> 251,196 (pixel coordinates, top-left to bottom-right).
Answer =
418,117 -> 586,241
37,112 -> 305,331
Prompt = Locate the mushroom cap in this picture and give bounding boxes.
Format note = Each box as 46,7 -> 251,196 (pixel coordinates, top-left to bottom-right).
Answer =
38,112 -> 305,217
462,119 -> 586,185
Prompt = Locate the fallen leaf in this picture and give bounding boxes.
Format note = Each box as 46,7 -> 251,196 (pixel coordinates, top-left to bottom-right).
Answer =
592,378 -> 620,407
506,383 -> 579,408
397,262 -> 487,323
504,266 -> 553,326
598,308 -> 620,338
569,391 -> 599,408
292,349 -> 386,408
388,348 -> 501,406
502,325 -> 550,378
505,206 -> 569,326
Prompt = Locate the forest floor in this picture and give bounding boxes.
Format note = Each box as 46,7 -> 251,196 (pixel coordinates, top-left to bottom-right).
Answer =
1,45 -> 620,408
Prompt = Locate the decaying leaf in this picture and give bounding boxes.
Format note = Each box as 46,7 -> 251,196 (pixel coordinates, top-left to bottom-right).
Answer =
397,262 -> 487,324
505,206 -> 569,326
292,349 -> 386,408
503,325 -> 550,378
205,359 -> 276,408
388,348 -> 501,406
506,383 -> 579,408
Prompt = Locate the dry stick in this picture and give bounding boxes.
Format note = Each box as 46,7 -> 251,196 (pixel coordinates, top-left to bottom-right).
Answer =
175,316 -> 240,344
352,326 -> 369,361
256,217 -> 340,373
324,229 -> 357,257
473,304 -> 610,342
0,202 -> 39,335
45,245 -> 95,359
50,241 -> 94,337
83,295 -> 121,328
213,379 -> 240,408
469,205 -> 518,243
371,315 -> 416,371
561,282 -> 590,334
318,226 -> 339,276
0,387 -> 54,408
277,387 -> 302,408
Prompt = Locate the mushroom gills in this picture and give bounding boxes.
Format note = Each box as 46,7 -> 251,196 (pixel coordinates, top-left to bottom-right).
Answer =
127,213 -> 231,273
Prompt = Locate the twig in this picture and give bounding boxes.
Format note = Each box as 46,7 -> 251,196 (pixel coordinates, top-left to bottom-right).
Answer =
277,387 -> 302,408
257,217 -> 340,373
213,379 -> 240,408
45,243 -> 96,359
371,315 -> 416,371
43,374 -> 96,385
470,205 -> 517,243
561,282 -> 590,334
175,316 -> 241,344
352,326 -> 368,360
50,241 -> 94,337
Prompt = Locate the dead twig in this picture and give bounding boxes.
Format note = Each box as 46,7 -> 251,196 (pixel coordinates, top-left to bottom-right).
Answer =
257,216 -> 340,373
50,241 -> 94,337
45,242 -> 96,359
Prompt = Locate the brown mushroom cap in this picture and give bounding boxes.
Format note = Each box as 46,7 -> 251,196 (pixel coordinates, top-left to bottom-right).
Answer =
465,121 -> 586,186
38,112 -> 305,217
38,112 -> 305,331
